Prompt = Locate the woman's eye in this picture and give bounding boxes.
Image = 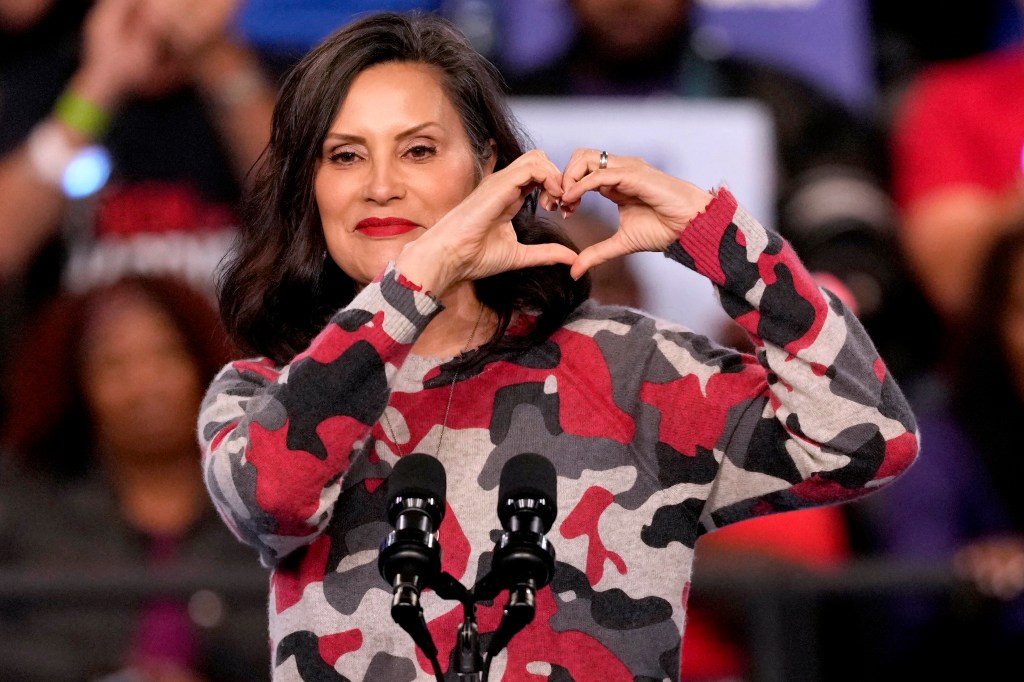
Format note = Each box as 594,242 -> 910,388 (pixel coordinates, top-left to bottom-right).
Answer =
406,145 -> 437,160
329,150 -> 359,164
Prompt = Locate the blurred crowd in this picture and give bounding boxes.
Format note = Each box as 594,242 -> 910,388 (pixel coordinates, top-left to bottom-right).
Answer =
0,0 -> 1022,680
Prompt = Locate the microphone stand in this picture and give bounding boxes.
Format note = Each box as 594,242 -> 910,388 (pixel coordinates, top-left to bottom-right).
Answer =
451,584 -> 540,682
403,559 -> 534,682
481,582 -> 537,680
389,573 -> 445,682
453,602 -> 483,682
459,522 -> 554,681
382,452 -> 557,682
399,561 -> 545,682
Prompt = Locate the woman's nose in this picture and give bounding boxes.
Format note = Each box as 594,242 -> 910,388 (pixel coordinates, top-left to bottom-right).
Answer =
364,158 -> 405,204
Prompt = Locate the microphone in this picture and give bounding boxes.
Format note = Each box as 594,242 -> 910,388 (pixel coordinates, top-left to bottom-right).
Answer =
497,452 -> 558,537
476,453 -> 558,666
378,454 -> 447,668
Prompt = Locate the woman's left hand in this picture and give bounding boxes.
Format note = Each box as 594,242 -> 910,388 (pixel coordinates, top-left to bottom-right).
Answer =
558,149 -> 714,280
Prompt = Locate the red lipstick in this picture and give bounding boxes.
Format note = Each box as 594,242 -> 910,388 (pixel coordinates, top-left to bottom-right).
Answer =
355,217 -> 421,237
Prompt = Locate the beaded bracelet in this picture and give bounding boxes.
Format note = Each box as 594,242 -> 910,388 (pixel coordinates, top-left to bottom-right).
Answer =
54,90 -> 111,140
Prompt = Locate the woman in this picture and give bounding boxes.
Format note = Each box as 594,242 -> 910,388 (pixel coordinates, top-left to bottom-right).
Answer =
201,11 -> 919,682
0,275 -> 270,682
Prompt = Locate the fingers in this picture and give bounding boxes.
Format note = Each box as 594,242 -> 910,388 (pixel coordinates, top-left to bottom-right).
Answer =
561,148 -> 609,186
559,149 -> 646,209
505,150 -> 565,212
558,148 -> 604,214
419,150 -> 573,290
437,151 -> 562,234
466,149 -> 564,220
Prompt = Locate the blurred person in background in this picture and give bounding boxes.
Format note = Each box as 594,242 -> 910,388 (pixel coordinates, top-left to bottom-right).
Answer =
0,274 -> 270,682
502,0 -> 940,388
859,221 -> 1024,679
888,0 -> 1024,330
870,0 -> 1023,120
0,0 -> 276,410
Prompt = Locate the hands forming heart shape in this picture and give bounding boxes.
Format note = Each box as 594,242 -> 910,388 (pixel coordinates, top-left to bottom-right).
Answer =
399,148 -> 715,297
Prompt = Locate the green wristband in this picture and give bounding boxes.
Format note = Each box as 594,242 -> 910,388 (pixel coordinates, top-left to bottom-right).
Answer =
54,90 -> 111,140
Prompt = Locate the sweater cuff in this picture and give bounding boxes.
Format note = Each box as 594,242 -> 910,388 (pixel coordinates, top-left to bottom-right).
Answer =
669,187 -> 739,286
345,262 -> 444,345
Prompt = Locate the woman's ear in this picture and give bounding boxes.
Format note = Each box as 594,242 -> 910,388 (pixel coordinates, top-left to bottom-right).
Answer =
483,140 -> 498,175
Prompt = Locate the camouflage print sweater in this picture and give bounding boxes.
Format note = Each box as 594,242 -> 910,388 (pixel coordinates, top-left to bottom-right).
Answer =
199,189 -> 919,681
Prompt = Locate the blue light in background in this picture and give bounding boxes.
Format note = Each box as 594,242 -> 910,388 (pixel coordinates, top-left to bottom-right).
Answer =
62,145 -> 111,198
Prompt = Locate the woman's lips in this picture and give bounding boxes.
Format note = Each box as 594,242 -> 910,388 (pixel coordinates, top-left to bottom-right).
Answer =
355,217 -> 421,237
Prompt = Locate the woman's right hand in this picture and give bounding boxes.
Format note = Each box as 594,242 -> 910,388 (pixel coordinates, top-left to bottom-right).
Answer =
394,149 -> 578,296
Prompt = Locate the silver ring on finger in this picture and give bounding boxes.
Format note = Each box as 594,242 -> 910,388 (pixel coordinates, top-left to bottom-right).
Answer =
598,150 -> 608,170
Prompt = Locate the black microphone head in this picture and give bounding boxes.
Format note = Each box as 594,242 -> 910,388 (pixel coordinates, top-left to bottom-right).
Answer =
387,453 -> 446,525
497,453 -> 557,532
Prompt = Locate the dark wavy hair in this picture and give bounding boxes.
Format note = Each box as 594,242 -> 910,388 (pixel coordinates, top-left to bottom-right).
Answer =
0,276 -> 236,478
217,11 -> 590,365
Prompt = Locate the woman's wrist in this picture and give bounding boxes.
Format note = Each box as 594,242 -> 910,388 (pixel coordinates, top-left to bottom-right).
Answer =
394,237 -> 456,297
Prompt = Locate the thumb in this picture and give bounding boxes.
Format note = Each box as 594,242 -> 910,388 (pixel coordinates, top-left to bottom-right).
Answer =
570,238 -> 623,280
516,242 -> 579,270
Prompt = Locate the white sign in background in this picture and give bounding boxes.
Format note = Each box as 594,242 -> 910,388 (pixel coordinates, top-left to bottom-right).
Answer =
510,97 -> 777,339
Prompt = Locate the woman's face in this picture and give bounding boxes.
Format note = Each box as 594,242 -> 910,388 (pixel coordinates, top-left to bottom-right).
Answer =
79,292 -> 205,466
315,61 -> 488,286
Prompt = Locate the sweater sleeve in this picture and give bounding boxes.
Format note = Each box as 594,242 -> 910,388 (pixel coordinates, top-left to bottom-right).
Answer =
197,264 -> 443,566
665,187 -> 919,532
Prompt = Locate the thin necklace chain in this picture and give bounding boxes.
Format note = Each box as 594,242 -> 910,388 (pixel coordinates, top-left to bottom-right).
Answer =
382,302 -> 486,457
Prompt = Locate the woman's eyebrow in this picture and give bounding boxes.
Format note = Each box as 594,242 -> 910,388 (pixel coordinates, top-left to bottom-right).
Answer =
323,122 -> 443,144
